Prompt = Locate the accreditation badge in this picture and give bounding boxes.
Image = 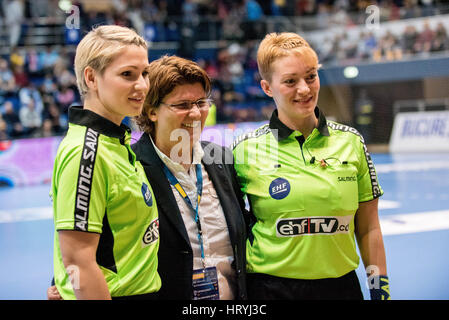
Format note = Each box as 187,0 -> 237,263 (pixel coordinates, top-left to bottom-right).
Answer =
192,267 -> 219,300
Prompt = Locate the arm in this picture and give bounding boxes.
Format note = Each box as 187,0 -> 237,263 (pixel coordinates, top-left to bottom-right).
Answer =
230,162 -> 248,214
225,145 -> 254,226
355,198 -> 387,275
58,230 -> 111,300
219,144 -> 247,213
355,198 -> 390,299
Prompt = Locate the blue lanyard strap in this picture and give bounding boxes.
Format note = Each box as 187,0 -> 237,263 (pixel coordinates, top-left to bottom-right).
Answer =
163,164 -> 205,266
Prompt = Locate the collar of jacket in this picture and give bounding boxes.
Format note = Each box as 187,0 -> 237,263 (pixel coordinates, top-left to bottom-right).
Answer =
68,105 -> 131,139
269,106 -> 329,141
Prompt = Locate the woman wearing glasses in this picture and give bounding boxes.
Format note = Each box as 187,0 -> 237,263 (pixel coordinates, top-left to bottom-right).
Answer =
47,55 -> 246,300
132,55 -> 247,300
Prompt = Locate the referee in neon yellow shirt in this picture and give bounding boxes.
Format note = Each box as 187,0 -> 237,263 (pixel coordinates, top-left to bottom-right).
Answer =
233,32 -> 390,300
51,26 -> 160,299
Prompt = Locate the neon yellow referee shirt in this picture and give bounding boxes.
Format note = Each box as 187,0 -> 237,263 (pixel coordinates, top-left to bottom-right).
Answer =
232,107 -> 383,279
51,106 -> 161,299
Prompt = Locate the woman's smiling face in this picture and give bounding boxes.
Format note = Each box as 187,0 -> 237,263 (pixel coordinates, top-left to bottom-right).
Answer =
90,45 -> 150,125
149,82 -> 209,160
261,52 -> 320,127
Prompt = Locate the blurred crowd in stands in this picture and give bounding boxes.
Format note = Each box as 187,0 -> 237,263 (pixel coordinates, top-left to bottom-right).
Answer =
313,20 -> 449,64
0,43 -> 77,140
0,0 -> 449,140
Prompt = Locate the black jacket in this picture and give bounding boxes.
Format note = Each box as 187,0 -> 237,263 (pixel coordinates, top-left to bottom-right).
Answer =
131,133 -> 247,300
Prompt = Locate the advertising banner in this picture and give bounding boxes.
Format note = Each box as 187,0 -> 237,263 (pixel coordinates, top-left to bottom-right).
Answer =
389,111 -> 449,153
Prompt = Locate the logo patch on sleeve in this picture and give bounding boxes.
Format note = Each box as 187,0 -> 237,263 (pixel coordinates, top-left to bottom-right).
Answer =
142,218 -> 159,247
269,178 -> 291,200
141,182 -> 153,207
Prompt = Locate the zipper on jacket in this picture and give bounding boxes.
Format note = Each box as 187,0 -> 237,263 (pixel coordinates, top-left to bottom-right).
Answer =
120,134 -> 137,168
295,135 -> 307,165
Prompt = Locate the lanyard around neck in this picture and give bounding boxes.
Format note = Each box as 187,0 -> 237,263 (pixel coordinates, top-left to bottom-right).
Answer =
162,163 -> 206,267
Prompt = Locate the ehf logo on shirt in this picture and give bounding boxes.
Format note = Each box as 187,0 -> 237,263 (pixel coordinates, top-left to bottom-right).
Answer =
142,218 -> 159,247
141,182 -> 153,207
269,178 -> 290,200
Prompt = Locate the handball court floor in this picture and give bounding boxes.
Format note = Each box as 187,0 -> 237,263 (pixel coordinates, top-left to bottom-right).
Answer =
1,153 -> 449,300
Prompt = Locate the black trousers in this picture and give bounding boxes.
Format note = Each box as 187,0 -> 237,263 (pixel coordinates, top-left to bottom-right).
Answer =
247,270 -> 364,300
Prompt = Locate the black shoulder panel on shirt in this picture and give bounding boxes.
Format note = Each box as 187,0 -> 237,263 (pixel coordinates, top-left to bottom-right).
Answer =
327,121 -> 363,140
96,211 -> 117,274
231,124 -> 271,150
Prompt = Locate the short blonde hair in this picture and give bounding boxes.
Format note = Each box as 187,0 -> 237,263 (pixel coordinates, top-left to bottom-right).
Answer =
74,25 -> 148,97
135,55 -> 211,134
257,32 -> 319,82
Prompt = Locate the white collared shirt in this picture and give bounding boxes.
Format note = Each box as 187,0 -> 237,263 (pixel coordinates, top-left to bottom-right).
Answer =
150,135 -> 236,300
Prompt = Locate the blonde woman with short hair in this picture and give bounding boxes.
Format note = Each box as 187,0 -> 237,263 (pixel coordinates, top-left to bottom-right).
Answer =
233,32 -> 390,300
50,25 -> 161,300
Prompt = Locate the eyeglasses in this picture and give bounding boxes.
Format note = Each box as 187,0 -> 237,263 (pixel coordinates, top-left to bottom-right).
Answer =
160,98 -> 212,112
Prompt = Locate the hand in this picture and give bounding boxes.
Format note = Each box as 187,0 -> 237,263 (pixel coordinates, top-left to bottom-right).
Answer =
47,285 -> 63,300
